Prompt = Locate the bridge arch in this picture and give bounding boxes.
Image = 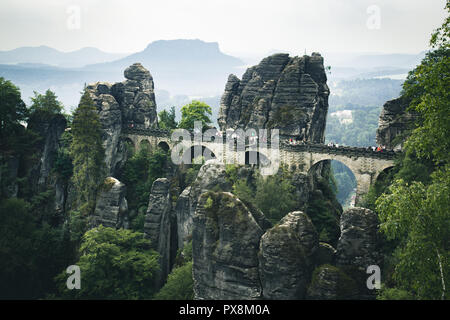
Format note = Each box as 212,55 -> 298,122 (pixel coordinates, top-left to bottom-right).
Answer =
181,145 -> 216,165
309,159 -> 358,208
139,139 -> 151,152
373,164 -> 395,183
158,141 -> 170,153
307,154 -> 370,206
245,150 -> 271,167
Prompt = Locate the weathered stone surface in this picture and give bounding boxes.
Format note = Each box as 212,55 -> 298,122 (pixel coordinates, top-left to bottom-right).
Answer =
91,177 -> 128,229
336,207 -> 382,270
86,82 -> 123,176
315,242 -> 337,266
307,264 -> 359,300
175,159 -> 232,249
218,53 -> 329,142
27,113 -> 67,193
193,192 -> 265,300
144,178 -> 176,287
259,211 -> 318,299
121,63 -> 158,129
25,113 -> 67,217
376,96 -> 417,150
86,63 -> 158,176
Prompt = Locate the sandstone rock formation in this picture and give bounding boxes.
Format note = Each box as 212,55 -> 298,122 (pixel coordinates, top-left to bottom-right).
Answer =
218,53 -> 329,142
27,113 -> 67,193
144,178 -> 177,287
193,192 -> 266,300
86,63 -> 158,175
336,207 -> 382,271
315,242 -> 337,266
90,177 -> 129,229
376,96 -> 417,150
307,264 -> 359,300
25,113 -> 68,217
175,159 -> 232,249
259,211 -> 319,299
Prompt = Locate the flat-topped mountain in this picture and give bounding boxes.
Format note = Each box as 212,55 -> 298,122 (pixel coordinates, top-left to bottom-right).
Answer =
86,39 -> 244,95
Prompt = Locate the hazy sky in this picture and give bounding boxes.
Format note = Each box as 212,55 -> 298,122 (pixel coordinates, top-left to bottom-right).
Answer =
0,0 -> 447,57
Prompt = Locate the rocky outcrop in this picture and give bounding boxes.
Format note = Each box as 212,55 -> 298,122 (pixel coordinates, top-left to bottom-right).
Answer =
336,207 -> 382,271
24,113 -> 68,219
376,96 -> 417,150
86,63 -> 158,175
26,113 -> 67,193
144,178 -> 177,287
175,159 -> 232,249
86,82 -> 123,176
116,63 -> 158,130
193,192 -> 266,300
218,53 -> 329,142
90,177 -> 128,229
258,211 -> 318,299
307,264 -> 359,300
315,242 -> 337,266
190,194 -> 382,299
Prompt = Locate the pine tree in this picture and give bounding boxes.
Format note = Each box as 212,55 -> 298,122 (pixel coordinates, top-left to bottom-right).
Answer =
70,90 -> 105,212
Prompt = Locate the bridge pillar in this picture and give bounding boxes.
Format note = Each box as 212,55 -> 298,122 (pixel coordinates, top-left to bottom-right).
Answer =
354,173 -> 372,206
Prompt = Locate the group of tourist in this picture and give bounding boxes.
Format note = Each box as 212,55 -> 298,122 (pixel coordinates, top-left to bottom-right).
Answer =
286,138 -> 307,145
367,145 -> 388,152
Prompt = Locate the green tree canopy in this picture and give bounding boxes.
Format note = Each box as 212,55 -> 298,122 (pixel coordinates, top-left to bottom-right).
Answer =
158,106 -> 178,130
70,90 -> 105,211
55,226 -> 160,299
0,77 -> 29,155
376,168 -> 450,299
153,262 -> 193,300
178,100 -> 212,130
29,89 -> 63,117
402,1 -> 450,164
375,3 -> 450,300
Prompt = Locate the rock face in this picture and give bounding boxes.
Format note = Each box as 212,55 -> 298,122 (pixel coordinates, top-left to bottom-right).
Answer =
117,63 -> 158,130
259,211 -> 318,299
91,177 -> 128,229
193,192 -> 266,300
307,264 -> 359,300
86,82 -> 123,176
376,96 -> 417,150
144,178 -> 176,287
25,113 -> 68,217
336,207 -> 382,270
27,113 -> 67,193
86,63 -> 158,175
218,53 -> 329,142
175,159 -> 232,249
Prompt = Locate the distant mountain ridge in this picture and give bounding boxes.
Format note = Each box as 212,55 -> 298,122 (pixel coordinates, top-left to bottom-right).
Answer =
84,39 -> 245,95
0,45 -> 128,68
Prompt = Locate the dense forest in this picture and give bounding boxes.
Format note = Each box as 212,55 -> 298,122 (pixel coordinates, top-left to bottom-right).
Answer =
0,4 -> 449,301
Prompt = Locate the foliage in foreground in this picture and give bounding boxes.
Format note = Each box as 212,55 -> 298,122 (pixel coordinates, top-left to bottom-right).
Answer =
55,226 -> 160,299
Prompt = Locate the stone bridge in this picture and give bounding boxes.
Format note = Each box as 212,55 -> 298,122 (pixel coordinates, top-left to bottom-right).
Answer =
121,128 -> 398,204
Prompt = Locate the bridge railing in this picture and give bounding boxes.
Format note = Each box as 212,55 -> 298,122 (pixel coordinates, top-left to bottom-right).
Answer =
280,142 -> 399,159
122,127 -> 171,137
121,127 -> 399,160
